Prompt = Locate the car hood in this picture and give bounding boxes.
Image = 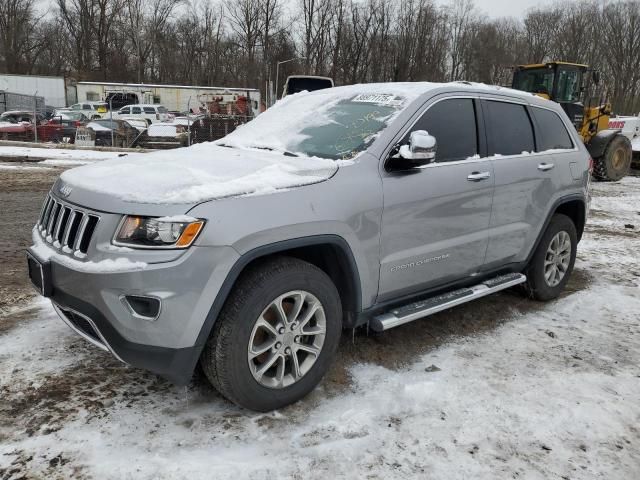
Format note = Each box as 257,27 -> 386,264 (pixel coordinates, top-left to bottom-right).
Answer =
55,142 -> 339,215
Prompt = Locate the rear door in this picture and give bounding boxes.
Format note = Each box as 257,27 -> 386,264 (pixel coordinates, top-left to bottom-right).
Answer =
378,96 -> 494,301
482,100 -> 574,269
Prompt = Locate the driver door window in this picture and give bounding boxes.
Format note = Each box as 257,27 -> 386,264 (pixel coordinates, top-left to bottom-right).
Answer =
404,98 -> 478,162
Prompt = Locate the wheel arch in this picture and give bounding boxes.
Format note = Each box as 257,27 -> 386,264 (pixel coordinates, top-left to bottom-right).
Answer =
554,199 -> 586,241
527,194 -> 587,264
193,235 -> 363,349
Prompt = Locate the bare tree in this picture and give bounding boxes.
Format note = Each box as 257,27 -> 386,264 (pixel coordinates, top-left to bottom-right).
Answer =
126,0 -> 182,83
0,0 -> 43,73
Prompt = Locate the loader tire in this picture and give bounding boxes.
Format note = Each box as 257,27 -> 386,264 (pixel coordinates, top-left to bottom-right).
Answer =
593,135 -> 631,182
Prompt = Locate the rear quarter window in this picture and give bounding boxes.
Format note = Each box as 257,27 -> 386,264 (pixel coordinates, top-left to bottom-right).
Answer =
143,107 -> 155,114
485,101 -> 535,156
531,107 -> 574,151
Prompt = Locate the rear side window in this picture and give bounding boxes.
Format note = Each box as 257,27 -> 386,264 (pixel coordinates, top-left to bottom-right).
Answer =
531,107 -> 574,151
132,107 -> 142,114
485,101 -> 535,156
406,98 -> 478,162
143,107 -> 155,114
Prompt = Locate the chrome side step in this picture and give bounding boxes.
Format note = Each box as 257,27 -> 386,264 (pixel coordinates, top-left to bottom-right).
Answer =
370,273 -> 527,332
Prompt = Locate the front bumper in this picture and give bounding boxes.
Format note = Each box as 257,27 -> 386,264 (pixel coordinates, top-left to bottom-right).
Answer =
28,244 -> 239,385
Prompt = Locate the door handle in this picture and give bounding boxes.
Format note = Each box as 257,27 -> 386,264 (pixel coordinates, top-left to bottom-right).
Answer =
467,171 -> 491,182
538,162 -> 555,171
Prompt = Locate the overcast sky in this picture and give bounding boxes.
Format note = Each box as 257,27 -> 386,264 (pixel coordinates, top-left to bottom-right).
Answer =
435,0 -> 554,18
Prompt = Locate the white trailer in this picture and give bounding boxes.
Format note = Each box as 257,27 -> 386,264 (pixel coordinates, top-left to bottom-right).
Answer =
0,74 -> 71,108
75,82 -> 261,116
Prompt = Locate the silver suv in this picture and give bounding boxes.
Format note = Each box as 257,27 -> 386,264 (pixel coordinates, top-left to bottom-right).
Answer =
27,82 -> 590,411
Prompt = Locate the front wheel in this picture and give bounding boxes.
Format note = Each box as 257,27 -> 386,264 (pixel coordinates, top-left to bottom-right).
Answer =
593,135 -> 632,181
524,214 -> 577,301
200,256 -> 342,411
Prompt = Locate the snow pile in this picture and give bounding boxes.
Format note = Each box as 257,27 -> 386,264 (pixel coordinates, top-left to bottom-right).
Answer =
0,146 -> 126,164
60,142 -> 339,204
31,230 -> 147,273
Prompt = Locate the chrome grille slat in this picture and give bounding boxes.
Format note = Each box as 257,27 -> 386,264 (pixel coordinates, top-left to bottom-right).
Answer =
62,210 -> 78,247
53,206 -> 67,242
38,196 -> 52,227
46,203 -> 61,238
36,194 -> 100,258
73,214 -> 89,252
60,207 -> 72,242
41,197 -> 55,231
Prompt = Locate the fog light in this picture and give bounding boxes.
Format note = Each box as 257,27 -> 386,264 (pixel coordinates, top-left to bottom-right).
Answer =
121,295 -> 161,320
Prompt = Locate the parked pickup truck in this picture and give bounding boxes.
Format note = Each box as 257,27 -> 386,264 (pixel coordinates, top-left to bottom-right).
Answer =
27,82 -> 590,411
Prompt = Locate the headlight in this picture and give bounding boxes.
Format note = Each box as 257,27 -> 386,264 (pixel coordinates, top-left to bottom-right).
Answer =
114,216 -> 205,249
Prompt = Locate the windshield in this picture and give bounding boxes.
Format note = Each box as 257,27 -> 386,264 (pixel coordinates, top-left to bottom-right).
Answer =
220,91 -> 409,160
513,66 -> 582,102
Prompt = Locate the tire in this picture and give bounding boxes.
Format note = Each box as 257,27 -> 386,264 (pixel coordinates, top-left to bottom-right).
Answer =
200,256 -> 342,411
524,214 -> 577,301
593,135 -> 631,181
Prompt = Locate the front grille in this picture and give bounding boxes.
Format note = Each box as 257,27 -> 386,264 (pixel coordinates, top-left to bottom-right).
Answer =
37,194 -> 100,258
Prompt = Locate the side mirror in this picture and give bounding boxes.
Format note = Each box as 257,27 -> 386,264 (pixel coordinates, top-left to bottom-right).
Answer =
397,130 -> 437,168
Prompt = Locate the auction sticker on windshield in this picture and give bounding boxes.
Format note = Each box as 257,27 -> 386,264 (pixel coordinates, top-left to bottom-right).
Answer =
351,93 -> 402,106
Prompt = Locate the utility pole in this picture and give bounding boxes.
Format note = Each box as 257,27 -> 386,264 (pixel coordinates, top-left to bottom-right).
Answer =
109,96 -> 114,147
187,96 -> 191,147
33,91 -> 38,143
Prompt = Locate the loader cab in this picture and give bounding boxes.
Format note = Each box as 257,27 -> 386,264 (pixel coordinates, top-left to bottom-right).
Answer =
512,62 -> 588,131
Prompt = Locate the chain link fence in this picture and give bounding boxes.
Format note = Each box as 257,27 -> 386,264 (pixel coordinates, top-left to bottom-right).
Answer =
0,108 -> 253,149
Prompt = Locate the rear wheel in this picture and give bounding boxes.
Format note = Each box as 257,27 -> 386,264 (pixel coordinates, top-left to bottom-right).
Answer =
593,135 -> 631,181
524,214 -> 577,301
200,256 -> 342,411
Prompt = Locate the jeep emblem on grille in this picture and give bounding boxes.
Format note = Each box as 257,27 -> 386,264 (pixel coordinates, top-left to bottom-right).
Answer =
59,184 -> 72,197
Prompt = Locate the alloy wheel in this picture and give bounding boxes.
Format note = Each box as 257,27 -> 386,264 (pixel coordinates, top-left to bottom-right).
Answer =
248,290 -> 326,389
544,231 -> 572,287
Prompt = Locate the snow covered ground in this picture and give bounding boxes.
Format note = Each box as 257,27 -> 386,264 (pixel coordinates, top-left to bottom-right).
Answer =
0,146 -> 129,165
1,178 -> 639,479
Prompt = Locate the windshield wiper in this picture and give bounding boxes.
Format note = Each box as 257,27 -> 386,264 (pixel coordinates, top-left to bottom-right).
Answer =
252,146 -> 299,157
218,143 -> 299,157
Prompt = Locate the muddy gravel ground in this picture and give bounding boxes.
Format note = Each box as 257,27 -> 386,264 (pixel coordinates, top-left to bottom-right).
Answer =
0,164 -> 63,320
0,162 -> 639,479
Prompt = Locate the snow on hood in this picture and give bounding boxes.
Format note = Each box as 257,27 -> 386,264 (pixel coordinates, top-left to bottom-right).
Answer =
59,142 -> 339,204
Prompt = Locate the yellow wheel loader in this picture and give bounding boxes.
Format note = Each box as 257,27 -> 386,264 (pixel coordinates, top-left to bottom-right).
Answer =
512,61 -> 632,181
